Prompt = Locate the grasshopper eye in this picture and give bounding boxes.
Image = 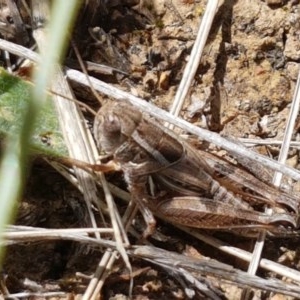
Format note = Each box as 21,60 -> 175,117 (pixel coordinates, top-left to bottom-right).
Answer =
94,114 -> 120,135
105,114 -> 121,133
94,113 -> 126,153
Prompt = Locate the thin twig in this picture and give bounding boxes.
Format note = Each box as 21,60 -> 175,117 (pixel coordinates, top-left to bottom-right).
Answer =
169,0 -> 219,118
245,60 -> 300,297
4,292 -> 66,299
71,35 -> 133,300
178,226 -> 300,283
0,37 -> 39,61
5,227 -> 114,235
2,229 -> 117,248
1,38 -> 299,180
66,68 -> 300,181
239,138 -> 300,148
30,3 -> 133,297
131,245 -> 300,298
31,0 -> 103,245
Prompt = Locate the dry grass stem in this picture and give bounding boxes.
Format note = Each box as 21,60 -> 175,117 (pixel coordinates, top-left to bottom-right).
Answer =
179,226 -> 300,283
0,1 -> 299,298
131,245 -> 300,298
67,68 -> 300,181
169,0 -> 219,118
246,50 -> 300,296
30,2 -> 132,297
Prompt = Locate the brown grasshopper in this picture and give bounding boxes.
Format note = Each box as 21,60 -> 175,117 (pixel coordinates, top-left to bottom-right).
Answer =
93,100 -> 300,237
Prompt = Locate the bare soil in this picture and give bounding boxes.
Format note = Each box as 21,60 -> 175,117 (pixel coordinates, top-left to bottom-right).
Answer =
2,0 -> 300,299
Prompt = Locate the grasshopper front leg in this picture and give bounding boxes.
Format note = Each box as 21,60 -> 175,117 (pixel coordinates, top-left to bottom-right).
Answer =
128,181 -> 157,239
123,161 -> 162,238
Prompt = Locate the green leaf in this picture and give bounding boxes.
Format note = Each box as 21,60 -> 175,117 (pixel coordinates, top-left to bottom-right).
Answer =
0,68 -> 68,157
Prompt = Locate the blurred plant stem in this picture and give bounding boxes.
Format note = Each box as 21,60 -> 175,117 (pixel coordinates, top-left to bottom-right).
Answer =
0,0 -> 81,263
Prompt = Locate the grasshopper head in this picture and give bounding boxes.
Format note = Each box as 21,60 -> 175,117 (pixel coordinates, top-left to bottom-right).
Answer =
93,101 -> 142,154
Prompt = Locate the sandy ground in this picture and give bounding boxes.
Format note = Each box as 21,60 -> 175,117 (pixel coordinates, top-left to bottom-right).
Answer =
2,1 -> 300,299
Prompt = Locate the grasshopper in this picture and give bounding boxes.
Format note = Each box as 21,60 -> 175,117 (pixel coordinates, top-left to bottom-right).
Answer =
93,100 -> 299,237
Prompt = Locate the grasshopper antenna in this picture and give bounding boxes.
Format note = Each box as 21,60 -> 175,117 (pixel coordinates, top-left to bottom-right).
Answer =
49,89 -> 97,116
71,39 -> 104,105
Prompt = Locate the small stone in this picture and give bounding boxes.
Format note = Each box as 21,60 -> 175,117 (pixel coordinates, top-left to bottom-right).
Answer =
286,62 -> 300,81
266,0 -> 285,6
284,33 -> 300,60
